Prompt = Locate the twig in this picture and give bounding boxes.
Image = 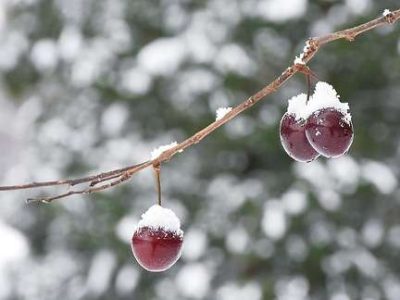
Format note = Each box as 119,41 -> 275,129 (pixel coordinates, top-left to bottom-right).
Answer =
0,161 -> 150,191
26,171 -> 135,203
1,9 -> 399,203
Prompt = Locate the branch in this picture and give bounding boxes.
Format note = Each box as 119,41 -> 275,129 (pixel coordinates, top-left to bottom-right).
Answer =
1,9 -> 399,203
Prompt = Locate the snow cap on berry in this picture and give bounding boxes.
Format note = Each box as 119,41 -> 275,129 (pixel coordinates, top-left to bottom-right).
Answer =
137,205 -> 183,237
287,93 -> 308,120
307,81 -> 351,123
150,142 -> 178,160
286,82 -> 351,124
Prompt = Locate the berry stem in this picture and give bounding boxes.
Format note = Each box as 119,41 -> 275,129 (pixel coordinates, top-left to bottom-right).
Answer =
306,74 -> 311,102
153,164 -> 162,206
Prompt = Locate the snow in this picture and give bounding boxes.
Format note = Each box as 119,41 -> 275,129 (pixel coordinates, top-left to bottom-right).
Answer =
294,56 -> 305,65
115,265 -> 140,296
215,44 -> 256,76
0,221 -> 29,268
120,67 -> 152,95
287,93 -> 308,120
176,263 -> 211,299
294,40 -> 311,65
86,250 -> 117,296
101,103 -> 129,136
58,26 -> 82,61
345,0 -> 371,15
383,9 -> 391,17
30,39 -> 58,72
217,282 -> 262,300
261,200 -> 287,240
216,107 -> 232,121
226,226 -> 249,254
115,215 -> 138,243
362,161 -> 397,194
0,219 -> 27,251
137,37 -> 187,76
137,204 -> 183,236
282,189 -> 308,215
307,82 -> 351,122
275,276 -> 309,300
150,141 -> 178,160
257,0 -> 307,23
182,229 -> 208,261
362,219 -> 384,248
286,82 -> 351,124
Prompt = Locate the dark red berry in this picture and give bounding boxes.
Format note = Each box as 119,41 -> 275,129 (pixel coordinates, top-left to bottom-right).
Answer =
305,108 -> 353,158
280,113 -> 320,162
131,226 -> 183,272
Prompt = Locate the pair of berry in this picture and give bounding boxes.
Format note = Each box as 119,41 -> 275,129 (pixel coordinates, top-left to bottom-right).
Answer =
280,82 -> 354,162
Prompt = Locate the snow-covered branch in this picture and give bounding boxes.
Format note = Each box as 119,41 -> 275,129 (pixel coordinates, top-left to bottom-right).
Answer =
1,8 -> 400,203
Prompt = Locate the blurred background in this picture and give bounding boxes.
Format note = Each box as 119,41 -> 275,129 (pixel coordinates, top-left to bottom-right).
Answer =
0,0 -> 400,299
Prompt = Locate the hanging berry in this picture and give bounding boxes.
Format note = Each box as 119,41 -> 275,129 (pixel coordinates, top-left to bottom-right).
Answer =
305,82 -> 353,158
280,94 -> 320,162
131,204 -> 184,272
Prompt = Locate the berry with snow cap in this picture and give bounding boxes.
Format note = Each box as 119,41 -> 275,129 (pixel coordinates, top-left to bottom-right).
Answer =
279,94 -> 320,162
305,82 -> 354,158
306,108 -> 353,158
131,204 -> 184,272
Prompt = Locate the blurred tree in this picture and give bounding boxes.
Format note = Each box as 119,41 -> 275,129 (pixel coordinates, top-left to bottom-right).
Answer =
0,0 -> 400,299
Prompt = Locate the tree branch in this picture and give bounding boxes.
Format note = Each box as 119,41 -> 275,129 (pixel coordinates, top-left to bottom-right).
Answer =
1,9 -> 399,203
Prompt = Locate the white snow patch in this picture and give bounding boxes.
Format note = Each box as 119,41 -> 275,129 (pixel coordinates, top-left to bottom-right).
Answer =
86,250 -> 117,296
101,103 -> 129,136
331,293 -> 351,300
176,263 -> 211,299
58,26 -> 83,61
121,67 -> 152,95
345,0 -> 371,15
317,189 -> 342,211
307,82 -> 351,123
294,40 -> 312,64
137,205 -> 183,237
275,276 -> 309,300
30,39 -> 58,72
216,107 -> 232,121
362,219 -> 384,248
362,161 -> 397,194
294,56 -> 305,65
214,44 -> 256,76
182,229 -> 208,261
217,282 -> 262,300
226,226 -> 249,254
261,200 -> 287,240
115,265 -> 140,296
150,141 -> 178,160
137,37 -> 187,76
115,215 -> 138,243
287,93 -> 308,120
0,221 -> 29,268
383,9 -> 391,17
282,189 -> 308,215
286,82 -> 351,123
257,0 -> 307,23
387,226 -> 400,249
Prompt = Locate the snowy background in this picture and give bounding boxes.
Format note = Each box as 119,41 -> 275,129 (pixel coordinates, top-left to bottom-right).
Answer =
1,0 -> 400,299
